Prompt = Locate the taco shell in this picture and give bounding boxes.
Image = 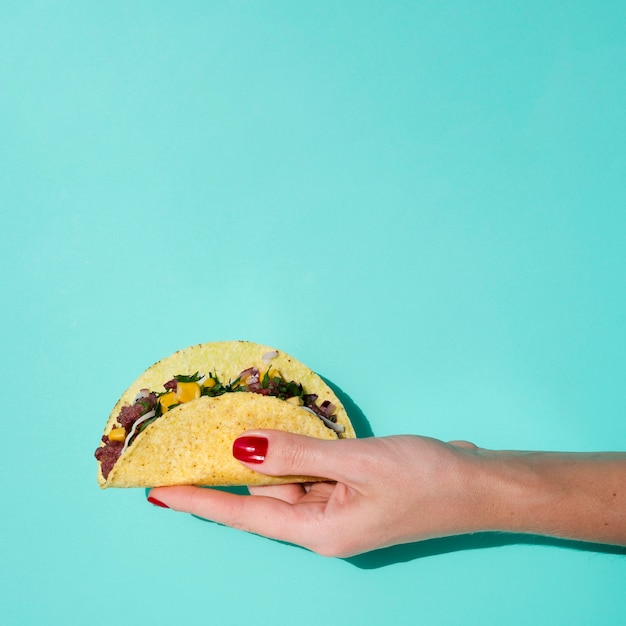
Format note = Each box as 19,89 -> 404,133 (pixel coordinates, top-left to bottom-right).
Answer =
96,341 -> 355,488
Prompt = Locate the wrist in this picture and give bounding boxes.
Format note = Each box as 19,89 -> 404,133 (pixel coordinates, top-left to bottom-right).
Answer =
472,451 -> 551,535
445,449 -> 536,536
469,450 -> 626,545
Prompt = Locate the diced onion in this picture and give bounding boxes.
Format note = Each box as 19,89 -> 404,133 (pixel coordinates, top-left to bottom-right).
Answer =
239,367 -> 258,381
319,401 -> 336,418
301,407 -> 345,434
262,350 -> 279,363
317,414 -> 345,434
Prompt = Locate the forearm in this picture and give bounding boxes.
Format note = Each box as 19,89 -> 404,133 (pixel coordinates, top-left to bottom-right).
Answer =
473,450 -> 626,546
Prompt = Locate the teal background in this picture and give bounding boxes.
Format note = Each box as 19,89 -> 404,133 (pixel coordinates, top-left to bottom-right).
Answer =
2,2 -> 625,624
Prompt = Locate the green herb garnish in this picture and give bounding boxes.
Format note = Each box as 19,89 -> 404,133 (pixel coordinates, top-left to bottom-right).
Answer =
174,372 -> 201,383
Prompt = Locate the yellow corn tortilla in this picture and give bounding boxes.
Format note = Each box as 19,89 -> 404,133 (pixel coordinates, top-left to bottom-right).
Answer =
97,340 -> 355,488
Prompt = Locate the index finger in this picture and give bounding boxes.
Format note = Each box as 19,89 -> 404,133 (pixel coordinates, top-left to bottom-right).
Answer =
148,485 -> 321,549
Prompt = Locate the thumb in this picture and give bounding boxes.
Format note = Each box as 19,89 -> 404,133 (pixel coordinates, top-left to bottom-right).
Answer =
232,429 -> 350,483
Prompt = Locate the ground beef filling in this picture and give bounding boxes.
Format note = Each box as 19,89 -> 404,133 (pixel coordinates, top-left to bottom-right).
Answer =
94,437 -> 124,480
95,393 -> 158,480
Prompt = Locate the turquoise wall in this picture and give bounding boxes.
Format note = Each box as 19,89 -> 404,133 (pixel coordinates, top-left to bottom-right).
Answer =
2,2 -> 625,624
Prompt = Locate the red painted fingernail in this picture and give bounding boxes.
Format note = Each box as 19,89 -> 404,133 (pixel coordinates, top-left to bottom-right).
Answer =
147,496 -> 169,509
233,436 -> 268,464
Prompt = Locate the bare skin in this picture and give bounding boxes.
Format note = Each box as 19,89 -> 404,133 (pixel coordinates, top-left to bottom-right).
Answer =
148,430 -> 626,557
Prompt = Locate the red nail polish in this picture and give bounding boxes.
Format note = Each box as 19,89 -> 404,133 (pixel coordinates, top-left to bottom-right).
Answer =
233,436 -> 268,464
147,496 -> 169,509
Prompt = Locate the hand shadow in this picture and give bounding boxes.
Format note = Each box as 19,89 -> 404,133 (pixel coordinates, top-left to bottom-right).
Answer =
345,532 -> 626,569
320,376 -> 374,438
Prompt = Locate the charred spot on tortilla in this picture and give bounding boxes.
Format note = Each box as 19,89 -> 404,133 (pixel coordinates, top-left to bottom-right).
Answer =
95,341 -> 355,488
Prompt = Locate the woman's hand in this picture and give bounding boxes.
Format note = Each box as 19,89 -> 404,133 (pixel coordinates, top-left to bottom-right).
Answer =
148,430 -> 626,556
147,431 -> 491,557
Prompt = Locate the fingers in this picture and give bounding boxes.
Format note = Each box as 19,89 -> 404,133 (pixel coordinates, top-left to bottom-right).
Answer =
247,483 -> 307,504
231,429 -> 354,483
148,485 -> 318,548
146,431 -> 364,551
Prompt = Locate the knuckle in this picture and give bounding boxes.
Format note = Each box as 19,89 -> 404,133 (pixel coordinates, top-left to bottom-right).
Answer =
304,517 -> 357,558
221,498 -> 254,533
272,436 -> 310,473
311,536 -> 355,559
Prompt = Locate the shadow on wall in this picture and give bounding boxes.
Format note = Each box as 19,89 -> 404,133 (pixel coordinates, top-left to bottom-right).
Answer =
321,376 -> 374,438
346,533 -> 626,569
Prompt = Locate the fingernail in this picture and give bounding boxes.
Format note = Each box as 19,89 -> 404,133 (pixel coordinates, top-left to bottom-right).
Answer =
147,496 -> 169,509
233,436 -> 268,464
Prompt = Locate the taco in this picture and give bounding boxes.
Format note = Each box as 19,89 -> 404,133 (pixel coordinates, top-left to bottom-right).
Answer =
95,340 -> 355,488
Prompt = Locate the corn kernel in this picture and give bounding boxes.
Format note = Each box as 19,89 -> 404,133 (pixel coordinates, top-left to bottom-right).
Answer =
108,427 -> 126,442
176,381 -> 201,403
159,391 -> 178,413
203,377 -> 216,389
